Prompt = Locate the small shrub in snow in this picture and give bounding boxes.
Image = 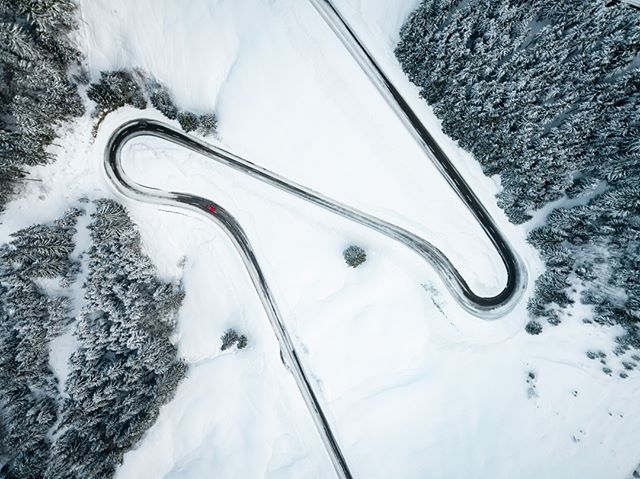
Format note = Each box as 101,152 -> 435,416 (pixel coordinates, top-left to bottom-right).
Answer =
198,113 -> 218,136
177,111 -> 199,132
525,370 -> 537,399
525,320 -> 543,335
343,245 -> 366,268
237,334 -> 248,349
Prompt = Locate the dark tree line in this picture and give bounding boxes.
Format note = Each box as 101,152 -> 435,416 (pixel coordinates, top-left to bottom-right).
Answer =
396,0 -> 640,350
0,208 -> 80,478
0,201 -> 186,478
88,69 -> 218,136
0,0 -> 84,214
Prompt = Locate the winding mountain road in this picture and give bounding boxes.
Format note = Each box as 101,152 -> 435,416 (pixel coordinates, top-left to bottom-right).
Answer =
104,2 -> 527,478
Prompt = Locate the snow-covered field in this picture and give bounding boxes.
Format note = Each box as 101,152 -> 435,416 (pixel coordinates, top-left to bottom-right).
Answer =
1,0 -> 639,477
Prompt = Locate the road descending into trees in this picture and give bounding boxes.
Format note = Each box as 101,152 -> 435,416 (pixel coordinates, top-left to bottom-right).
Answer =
105,3 -> 526,478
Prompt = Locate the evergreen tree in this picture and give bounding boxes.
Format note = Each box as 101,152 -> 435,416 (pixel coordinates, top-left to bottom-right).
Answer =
149,84 -> 178,120
343,245 -> 367,268
198,113 -> 218,136
87,70 -> 147,116
177,111 -> 199,132
221,328 -> 239,350
220,328 -> 248,351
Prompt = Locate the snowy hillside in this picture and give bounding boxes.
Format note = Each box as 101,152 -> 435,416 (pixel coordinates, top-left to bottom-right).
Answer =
0,0 -> 638,478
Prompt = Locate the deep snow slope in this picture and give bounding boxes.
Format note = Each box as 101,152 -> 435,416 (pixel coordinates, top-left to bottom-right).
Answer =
0,0 -> 636,477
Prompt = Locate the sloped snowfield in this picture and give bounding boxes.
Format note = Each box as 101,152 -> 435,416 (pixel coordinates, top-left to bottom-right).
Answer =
1,0 -> 638,477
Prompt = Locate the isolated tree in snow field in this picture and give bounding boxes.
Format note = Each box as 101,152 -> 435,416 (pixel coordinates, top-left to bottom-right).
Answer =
343,245 -> 367,268
221,328 -> 239,350
0,208 -> 80,479
237,334 -> 248,349
396,0 -> 640,350
220,328 -> 248,351
525,321 -> 543,336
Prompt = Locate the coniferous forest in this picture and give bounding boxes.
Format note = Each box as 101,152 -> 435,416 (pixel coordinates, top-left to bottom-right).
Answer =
0,0 -> 84,214
396,0 -> 640,351
0,209 -> 79,478
0,202 -> 185,478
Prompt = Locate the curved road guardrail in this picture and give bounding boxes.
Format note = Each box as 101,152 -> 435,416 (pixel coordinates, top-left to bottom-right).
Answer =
104,2 -> 527,478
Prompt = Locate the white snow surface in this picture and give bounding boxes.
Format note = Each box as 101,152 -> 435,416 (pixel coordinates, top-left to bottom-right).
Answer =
0,0 -> 637,478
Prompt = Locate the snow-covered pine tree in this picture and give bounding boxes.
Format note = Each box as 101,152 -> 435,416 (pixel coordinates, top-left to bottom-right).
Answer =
343,245 -> 367,268
177,111 -> 199,132
4,208 -> 81,282
198,113 -> 218,136
87,70 -> 147,116
221,328 -> 240,350
149,83 -> 178,120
